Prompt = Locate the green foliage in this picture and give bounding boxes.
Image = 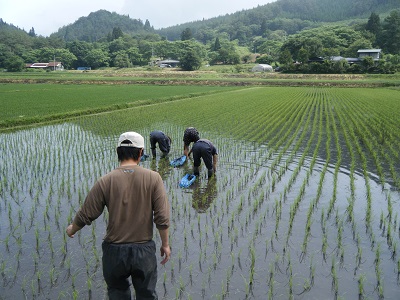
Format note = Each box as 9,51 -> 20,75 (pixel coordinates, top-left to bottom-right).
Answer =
4,55 -> 25,72
366,12 -> 381,36
179,42 -> 203,71
209,40 -> 240,65
181,28 -> 193,41
84,49 -> 110,69
51,10 -> 148,42
157,0 -> 400,45
1,3 -> 400,73
255,54 -> 273,64
380,10 -> 400,54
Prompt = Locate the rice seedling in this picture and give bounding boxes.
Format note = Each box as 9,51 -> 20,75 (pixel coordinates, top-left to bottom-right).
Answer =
1,85 -> 400,299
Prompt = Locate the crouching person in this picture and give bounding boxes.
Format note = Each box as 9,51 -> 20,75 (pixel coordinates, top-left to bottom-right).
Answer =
192,138 -> 218,179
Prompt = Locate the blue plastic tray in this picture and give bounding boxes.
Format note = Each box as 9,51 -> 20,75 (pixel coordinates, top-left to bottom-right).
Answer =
170,155 -> 187,167
179,174 -> 196,188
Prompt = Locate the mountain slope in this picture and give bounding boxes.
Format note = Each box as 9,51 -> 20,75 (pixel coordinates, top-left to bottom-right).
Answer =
156,0 -> 399,40
18,0 -> 400,43
51,10 -> 152,42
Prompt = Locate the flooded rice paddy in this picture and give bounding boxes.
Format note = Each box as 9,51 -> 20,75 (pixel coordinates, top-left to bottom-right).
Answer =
1,87 -> 400,299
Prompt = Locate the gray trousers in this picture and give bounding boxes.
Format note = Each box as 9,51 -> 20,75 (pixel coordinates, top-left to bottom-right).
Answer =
102,240 -> 158,300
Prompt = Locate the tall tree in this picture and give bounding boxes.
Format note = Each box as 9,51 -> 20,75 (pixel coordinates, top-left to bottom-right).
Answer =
212,37 -> 221,51
180,28 -> 193,41
279,48 -> 293,67
381,10 -> 400,54
111,27 -> 124,41
179,45 -> 202,70
28,27 -> 36,37
366,12 -> 381,36
260,19 -> 267,36
144,19 -> 152,31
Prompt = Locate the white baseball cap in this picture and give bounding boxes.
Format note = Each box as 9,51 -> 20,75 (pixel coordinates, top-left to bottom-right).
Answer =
117,132 -> 144,148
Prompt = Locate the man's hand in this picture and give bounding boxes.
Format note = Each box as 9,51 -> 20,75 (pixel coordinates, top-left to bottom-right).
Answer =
66,223 -> 81,238
160,245 -> 171,265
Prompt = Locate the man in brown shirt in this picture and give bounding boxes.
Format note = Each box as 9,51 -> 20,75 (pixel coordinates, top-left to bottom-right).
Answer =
66,131 -> 171,300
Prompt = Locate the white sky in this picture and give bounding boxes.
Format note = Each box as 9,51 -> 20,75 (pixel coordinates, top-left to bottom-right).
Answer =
1,0 -> 276,36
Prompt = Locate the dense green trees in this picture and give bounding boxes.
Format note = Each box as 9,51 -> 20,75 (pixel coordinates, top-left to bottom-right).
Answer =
180,28 -> 193,41
1,4 -> 399,73
380,10 -> 400,54
52,10 -> 149,42
179,42 -> 203,71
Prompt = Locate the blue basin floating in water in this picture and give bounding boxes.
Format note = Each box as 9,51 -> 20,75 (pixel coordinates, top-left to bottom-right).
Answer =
170,155 -> 187,167
179,174 -> 196,188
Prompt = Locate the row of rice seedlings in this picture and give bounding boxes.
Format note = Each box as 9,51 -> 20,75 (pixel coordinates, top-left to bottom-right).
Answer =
333,92 -> 400,294
268,97 -> 312,172
2,87 -> 400,298
285,97 -> 323,246
337,99 -> 374,234
265,94 -> 311,165
326,94 -> 342,218
351,92 -> 400,184
344,100 -> 386,187
285,97 -> 321,198
247,90 -> 304,146
267,95 -> 316,205
374,243 -> 385,298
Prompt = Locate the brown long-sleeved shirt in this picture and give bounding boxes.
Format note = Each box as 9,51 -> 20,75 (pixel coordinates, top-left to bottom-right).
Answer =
73,165 -> 170,243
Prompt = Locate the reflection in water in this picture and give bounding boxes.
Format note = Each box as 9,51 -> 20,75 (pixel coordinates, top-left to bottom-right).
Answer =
150,156 -> 171,179
192,177 -> 217,213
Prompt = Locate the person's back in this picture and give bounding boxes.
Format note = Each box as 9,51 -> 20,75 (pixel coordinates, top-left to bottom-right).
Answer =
192,138 -> 218,178
67,131 -> 171,300
93,165 -> 169,243
150,130 -> 171,158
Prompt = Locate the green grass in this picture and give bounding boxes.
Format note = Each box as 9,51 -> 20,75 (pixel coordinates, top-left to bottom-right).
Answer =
0,84 -> 238,128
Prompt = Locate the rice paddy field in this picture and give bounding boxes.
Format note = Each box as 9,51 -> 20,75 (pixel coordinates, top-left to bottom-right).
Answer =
1,84 -> 400,299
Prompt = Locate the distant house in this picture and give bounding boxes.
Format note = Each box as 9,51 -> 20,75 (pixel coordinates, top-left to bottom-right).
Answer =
308,56 -> 324,63
308,49 -> 382,65
156,59 -> 180,68
357,49 -> 381,61
26,62 -> 64,71
251,64 -> 273,72
330,56 -> 359,64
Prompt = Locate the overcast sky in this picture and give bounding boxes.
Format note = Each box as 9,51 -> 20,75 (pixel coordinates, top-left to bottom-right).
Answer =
1,0 -> 276,36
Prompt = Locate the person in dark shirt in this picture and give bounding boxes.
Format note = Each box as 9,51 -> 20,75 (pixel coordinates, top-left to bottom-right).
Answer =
183,127 -> 200,158
192,138 -> 218,178
150,130 -> 171,158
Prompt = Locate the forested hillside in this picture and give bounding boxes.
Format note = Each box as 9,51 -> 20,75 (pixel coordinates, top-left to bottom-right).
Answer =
0,0 -> 399,73
51,10 -> 154,42
156,0 -> 400,42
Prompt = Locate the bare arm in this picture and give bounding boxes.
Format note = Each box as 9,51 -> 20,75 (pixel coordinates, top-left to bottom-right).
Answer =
213,154 -> 218,173
184,144 -> 190,157
158,227 -> 171,265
